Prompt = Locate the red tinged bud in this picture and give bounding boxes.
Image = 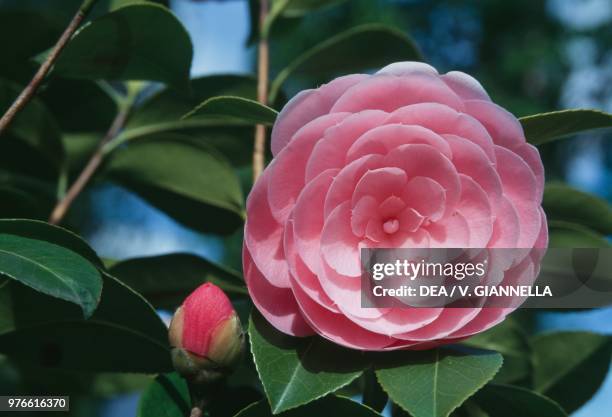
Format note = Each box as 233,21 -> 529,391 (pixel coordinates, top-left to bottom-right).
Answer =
169,283 -> 244,383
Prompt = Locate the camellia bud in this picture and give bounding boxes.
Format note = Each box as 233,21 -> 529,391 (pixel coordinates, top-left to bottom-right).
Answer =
169,283 -> 244,384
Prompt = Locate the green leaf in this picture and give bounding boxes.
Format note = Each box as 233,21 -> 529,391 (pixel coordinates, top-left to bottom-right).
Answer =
520,109 -> 612,145
0,219 -> 103,266
0,185 -> 51,220
532,332 -> 612,413
269,24 -> 423,102
462,318 -> 531,384
110,253 -> 247,309
128,75 -> 258,128
249,312 -> 367,414
235,396 -> 382,417
548,221 -> 611,248
183,96 -> 277,125
0,273 -> 172,373
138,372 -> 190,417
116,75 -> 259,165
40,79 -> 118,133
474,384 -> 567,417
0,77 -> 64,167
543,183 -> 612,235
262,0 -> 349,37
104,135 -> 245,234
52,4 -> 193,88
0,228 -> 102,318
376,348 -> 503,417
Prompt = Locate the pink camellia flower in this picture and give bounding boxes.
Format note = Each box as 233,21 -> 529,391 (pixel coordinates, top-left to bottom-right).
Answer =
243,62 -> 548,350
169,283 -> 243,370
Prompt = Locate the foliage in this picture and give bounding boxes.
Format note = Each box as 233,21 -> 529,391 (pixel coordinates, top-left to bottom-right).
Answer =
0,0 -> 611,416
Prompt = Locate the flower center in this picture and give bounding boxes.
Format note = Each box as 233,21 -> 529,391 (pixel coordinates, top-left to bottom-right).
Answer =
382,218 -> 400,234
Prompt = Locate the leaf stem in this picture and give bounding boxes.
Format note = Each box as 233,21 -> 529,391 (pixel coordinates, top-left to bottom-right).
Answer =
0,0 -> 99,137
48,95 -> 132,225
252,0 -> 270,182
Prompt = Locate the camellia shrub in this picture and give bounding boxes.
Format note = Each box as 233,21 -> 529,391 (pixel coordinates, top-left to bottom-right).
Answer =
0,1 -> 611,417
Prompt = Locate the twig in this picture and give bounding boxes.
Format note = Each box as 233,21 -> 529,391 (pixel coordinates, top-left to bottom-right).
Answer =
252,0 -> 270,182
0,0 -> 99,136
48,105 -> 130,225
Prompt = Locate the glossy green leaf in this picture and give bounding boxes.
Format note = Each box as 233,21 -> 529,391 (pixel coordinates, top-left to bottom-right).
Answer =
53,4 -> 193,88
0,185 -> 51,220
463,318 -> 531,384
235,396 -> 382,417
114,75 -> 260,165
262,0 -> 349,37
474,384 -> 567,417
249,312 -> 368,414
269,24 -> 423,101
104,135 -> 245,234
40,79 -> 118,133
0,219 -> 103,266
138,372 -> 190,417
183,96 -> 277,125
0,77 -> 64,167
548,221 -> 611,248
532,332 -> 612,413
0,233 -> 102,318
520,109 -> 612,145
0,273 -> 172,373
127,75 -> 258,128
110,253 -> 247,309
543,183 -> 612,235
376,348 -> 503,417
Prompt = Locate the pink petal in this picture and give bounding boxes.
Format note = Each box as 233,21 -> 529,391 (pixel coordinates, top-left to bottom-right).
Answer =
397,208 -> 426,233
351,196 -> 380,237
426,211 -> 471,248
292,169 -> 339,274
456,175 -> 494,247
321,201 -> 362,277
387,102 -> 496,161
331,73 -> 464,113
284,219 -> 340,313
495,145 -> 537,202
346,123 -> 452,162
267,112 -> 349,223
401,176 -> 446,221
243,247 -> 314,336
393,306 -> 481,341
488,195 -> 520,248
464,99 -> 525,149
444,134 -> 503,206
441,71 -> 491,101
352,167 -> 407,205
324,154 -> 384,218
376,61 -> 439,77
305,110 -> 389,182
244,170 -> 290,288
271,74 -> 367,155
385,144 -> 461,217
379,196 -> 407,218
291,280 -> 394,350
512,142 -> 545,200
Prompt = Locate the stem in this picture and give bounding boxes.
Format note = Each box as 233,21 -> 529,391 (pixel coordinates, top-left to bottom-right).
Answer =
252,0 -> 270,182
48,104 -> 130,225
0,0 -> 99,136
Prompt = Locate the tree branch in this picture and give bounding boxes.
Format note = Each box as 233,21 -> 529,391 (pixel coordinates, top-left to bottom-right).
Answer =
252,0 -> 270,182
48,104 -> 130,225
0,0 -> 99,136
